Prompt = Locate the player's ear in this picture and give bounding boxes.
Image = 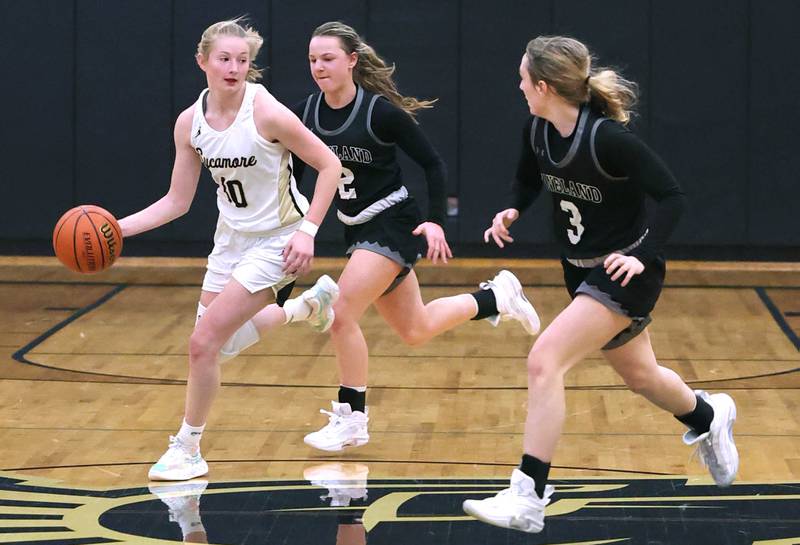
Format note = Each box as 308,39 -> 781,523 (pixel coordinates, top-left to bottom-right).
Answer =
196,53 -> 206,72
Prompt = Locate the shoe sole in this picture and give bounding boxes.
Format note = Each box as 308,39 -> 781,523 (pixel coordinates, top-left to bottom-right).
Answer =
303,435 -> 369,452
498,271 -> 541,335
148,465 -> 209,481
462,500 -> 543,533
712,393 -> 739,487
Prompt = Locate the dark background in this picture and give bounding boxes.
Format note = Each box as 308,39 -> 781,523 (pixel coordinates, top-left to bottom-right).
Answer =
2,0 -> 797,260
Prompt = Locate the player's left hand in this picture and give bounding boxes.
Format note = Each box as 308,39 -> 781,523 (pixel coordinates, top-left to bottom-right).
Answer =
412,222 -> 453,265
283,231 -> 314,276
604,253 -> 644,287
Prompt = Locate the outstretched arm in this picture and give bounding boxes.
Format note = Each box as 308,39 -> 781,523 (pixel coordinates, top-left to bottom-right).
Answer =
118,107 -> 201,237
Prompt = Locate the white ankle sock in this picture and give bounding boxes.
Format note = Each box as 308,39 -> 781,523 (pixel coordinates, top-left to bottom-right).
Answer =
176,420 -> 205,450
282,296 -> 312,324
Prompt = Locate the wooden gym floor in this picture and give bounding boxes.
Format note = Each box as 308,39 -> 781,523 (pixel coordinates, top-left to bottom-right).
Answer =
0,256 -> 798,544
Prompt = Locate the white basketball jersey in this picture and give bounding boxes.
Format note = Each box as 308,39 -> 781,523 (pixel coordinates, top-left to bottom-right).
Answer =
190,82 -> 309,233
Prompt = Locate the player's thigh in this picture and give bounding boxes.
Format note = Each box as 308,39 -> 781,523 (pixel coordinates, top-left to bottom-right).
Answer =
336,249 -> 403,322
373,270 -> 427,334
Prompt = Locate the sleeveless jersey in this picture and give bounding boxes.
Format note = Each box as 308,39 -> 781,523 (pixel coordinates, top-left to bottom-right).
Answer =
300,86 -> 403,217
531,104 -> 648,259
191,82 -> 309,233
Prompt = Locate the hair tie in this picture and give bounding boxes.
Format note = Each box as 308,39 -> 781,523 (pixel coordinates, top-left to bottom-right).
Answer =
585,75 -> 591,85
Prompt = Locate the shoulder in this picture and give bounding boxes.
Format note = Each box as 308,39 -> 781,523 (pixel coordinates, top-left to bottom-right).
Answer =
174,104 -> 196,142
369,94 -> 411,124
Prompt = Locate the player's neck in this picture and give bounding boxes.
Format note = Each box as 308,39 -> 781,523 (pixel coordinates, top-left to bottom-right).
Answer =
547,103 -> 581,138
324,81 -> 358,109
206,85 -> 247,116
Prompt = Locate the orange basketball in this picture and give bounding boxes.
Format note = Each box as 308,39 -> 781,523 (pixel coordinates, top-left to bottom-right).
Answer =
53,205 -> 123,273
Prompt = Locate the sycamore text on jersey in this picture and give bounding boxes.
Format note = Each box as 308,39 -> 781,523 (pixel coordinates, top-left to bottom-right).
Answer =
195,147 -> 258,170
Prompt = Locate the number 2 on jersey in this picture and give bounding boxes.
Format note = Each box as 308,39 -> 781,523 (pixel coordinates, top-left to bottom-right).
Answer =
338,167 -> 357,200
559,200 -> 584,244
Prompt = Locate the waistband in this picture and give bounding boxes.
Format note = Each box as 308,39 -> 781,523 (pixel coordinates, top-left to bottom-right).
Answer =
337,186 -> 409,226
565,229 -> 649,268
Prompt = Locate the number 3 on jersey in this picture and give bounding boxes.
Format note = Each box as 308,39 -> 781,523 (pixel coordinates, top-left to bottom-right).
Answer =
560,200 -> 584,244
338,167 -> 357,200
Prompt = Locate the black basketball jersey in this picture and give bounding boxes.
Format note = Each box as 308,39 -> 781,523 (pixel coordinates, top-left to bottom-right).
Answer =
301,86 -> 403,217
531,104 -> 648,259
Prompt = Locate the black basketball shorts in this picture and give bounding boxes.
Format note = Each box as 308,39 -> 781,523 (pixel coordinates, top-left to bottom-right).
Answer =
561,254 -> 666,349
343,197 -> 423,293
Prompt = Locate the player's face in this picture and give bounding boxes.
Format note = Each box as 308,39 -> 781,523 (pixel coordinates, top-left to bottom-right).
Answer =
308,36 -> 357,93
198,36 -> 251,92
519,55 -> 544,115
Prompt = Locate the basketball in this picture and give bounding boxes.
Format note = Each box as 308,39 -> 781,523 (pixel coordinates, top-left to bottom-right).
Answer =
53,205 -> 123,273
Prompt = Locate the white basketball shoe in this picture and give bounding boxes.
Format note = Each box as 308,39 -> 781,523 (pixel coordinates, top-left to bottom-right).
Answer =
463,469 -> 554,533
683,390 -> 739,487
302,274 -> 339,333
304,402 -> 369,452
148,436 -> 208,481
481,270 -> 541,335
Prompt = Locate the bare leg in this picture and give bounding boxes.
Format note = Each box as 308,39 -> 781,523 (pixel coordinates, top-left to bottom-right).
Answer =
603,329 -> 696,415
330,250 -> 403,386
186,281 -> 272,425
523,295 -> 630,460
373,269 -> 478,346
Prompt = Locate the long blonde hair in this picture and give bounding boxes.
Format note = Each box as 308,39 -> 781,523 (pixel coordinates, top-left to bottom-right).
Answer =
525,36 -> 638,124
197,17 -> 264,82
312,21 -> 436,119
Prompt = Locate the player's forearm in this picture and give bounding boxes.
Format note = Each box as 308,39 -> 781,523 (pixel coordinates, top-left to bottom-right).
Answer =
118,195 -> 190,237
302,164 -> 340,227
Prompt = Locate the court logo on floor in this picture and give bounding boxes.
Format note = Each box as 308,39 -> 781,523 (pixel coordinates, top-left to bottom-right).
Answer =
0,472 -> 797,544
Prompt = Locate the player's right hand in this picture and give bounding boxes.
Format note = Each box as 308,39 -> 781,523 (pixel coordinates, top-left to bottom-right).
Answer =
483,208 -> 520,248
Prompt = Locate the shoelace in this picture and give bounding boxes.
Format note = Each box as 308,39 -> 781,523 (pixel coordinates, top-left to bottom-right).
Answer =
319,409 -> 344,429
689,436 -> 719,471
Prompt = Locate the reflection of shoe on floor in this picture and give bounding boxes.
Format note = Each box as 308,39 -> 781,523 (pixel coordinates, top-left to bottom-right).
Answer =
463,469 -> 553,534
149,480 -> 208,537
304,402 -> 369,451
304,462 -> 369,507
480,270 -> 541,335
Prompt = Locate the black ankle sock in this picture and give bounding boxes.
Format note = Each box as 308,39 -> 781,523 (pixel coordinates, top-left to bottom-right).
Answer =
338,386 -> 366,414
519,454 -> 551,498
675,393 -> 714,435
470,288 -> 498,320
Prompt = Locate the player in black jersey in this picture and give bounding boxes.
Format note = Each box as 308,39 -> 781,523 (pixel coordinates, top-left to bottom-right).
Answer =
282,22 -> 541,451
463,36 -> 739,533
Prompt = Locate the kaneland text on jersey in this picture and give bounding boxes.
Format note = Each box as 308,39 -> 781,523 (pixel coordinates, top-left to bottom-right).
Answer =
541,172 -> 603,203
329,145 -> 373,164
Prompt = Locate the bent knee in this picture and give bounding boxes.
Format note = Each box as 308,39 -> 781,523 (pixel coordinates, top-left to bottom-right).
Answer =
526,344 -> 562,383
189,330 -> 222,364
397,328 -> 430,347
621,371 -> 655,396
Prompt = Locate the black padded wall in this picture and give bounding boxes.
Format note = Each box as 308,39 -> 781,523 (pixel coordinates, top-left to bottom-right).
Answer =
0,0 -> 795,258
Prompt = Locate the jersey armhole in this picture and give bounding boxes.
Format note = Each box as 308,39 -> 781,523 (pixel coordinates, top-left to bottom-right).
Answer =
590,118 -> 628,181
367,95 -> 395,147
529,117 -> 539,151
301,94 -> 314,125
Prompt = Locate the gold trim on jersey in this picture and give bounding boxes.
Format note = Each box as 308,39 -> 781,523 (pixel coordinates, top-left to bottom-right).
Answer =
278,152 -> 304,226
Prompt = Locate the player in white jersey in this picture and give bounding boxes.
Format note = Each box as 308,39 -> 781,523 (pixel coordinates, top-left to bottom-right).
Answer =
116,18 -> 342,481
